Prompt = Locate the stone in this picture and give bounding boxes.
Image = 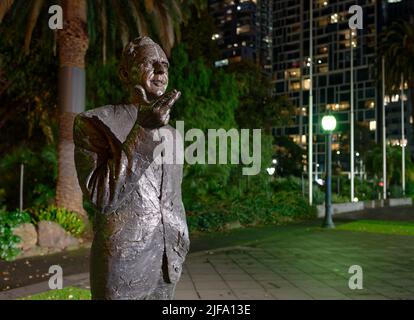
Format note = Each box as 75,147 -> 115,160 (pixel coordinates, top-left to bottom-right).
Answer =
225,221 -> 243,230
13,223 -> 37,251
37,221 -> 79,249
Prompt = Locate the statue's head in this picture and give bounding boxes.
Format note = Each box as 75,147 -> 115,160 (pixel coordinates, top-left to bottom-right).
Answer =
119,37 -> 169,103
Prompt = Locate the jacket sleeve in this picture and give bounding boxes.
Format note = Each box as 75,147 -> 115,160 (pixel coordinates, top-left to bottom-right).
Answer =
73,113 -> 160,214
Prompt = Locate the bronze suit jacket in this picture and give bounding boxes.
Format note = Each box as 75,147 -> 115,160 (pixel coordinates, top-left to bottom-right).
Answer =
73,104 -> 189,298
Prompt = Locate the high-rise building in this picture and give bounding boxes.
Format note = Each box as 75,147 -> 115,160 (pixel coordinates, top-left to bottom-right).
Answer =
380,0 -> 414,154
208,0 -> 273,71
272,0 -> 413,177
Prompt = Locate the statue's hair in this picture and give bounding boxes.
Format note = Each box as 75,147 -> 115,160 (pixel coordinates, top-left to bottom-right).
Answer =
119,37 -> 161,85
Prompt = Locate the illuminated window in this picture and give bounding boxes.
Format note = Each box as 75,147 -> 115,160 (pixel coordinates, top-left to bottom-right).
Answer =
236,25 -> 251,35
369,120 -> 376,131
285,68 -> 301,79
318,46 -> 328,54
330,13 -> 338,24
326,102 -> 349,111
318,65 -> 328,73
365,100 -> 375,109
211,33 -> 220,40
290,135 -> 307,145
214,59 -> 229,68
316,0 -> 329,7
289,81 -> 301,91
303,78 -> 311,90
229,56 -> 241,63
317,18 -> 329,27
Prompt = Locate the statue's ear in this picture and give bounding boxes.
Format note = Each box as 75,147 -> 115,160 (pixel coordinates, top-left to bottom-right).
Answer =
118,67 -> 129,84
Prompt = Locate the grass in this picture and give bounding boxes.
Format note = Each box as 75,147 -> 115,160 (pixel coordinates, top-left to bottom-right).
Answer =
22,287 -> 91,300
336,220 -> 414,236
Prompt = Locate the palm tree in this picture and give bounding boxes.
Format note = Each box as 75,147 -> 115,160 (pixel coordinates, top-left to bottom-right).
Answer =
0,0 -> 204,217
380,20 -> 414,145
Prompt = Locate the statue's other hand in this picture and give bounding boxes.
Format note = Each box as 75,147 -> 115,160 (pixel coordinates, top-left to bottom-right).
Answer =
137,89 -> 181,129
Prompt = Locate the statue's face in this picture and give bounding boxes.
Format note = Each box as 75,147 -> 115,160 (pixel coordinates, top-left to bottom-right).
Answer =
133,44 -> 169,100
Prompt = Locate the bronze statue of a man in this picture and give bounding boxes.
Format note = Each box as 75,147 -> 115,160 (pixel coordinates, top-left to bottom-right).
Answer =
73,37 -> 189,300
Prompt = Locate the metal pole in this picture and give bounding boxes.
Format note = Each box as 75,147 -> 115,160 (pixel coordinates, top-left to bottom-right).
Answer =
323,133 -> 334,228
19,163 -> 24,212
382,56 -> 387,200
302,172 -> 305,198
350,29 -> 355,202
308,0 -> 313,205
401,73 -> 406,196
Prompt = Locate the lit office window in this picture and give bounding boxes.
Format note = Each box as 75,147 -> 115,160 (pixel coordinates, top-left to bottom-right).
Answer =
326,103 -> 349,111
303,78 -> 311,90
236,25 -> 251,34
365,100 -> 375,109
285,68 -> 301,79
289,81 -> 301,91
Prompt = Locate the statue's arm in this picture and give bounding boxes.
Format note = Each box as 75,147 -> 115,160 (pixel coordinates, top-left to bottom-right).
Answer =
73,113 -> 159,214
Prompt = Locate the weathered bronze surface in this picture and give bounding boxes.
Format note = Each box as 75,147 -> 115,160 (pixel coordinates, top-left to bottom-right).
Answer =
73,37 -> 189,300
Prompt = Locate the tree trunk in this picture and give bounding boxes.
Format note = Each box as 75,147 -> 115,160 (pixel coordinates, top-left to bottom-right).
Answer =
55,0 -> 88,217
410,82 -> 414,159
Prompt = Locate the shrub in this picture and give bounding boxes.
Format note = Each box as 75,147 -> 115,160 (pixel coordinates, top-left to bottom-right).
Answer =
390,185 -> 403,198
0,210 -> 31,261
186,188 -> 316,233
0,144 -> 57,210
31,206 -> 85,237
407,181 -> 414,200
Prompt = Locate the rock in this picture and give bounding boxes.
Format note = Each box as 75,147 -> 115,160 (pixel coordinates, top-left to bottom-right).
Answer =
37,221 -> 79,249
224,220 -> 243,230
13,223 -> 37,251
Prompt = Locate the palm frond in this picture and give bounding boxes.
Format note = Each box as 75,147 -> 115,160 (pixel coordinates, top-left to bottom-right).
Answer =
380,20 -> 414,93
153,1 -> 174,56
0,0 -> 15,23
144,0 -> 155,13
111,0 -> 129,48
129,0 -> 148,37
97,0 -> 107,64
24,0 -> 45,54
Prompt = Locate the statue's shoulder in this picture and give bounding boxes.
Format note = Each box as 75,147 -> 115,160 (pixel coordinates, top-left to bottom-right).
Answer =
75,105 -> 137,142
77,104 -> 137,122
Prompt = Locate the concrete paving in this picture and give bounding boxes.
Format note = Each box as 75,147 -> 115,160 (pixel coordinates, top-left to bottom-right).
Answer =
1,213 -> 414,300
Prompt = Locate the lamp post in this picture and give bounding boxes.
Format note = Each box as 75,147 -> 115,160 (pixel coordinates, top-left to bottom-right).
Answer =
350,29 -> 356,203
401,73 -> 406,196
266,166 -> 276,197
382,56 -> 387,200
308,0 -> 314,206
321,114 -> 337,228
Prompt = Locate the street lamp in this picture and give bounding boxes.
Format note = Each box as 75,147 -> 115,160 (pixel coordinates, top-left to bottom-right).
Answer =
266,167 -> 276,176
321,114 -> 337,228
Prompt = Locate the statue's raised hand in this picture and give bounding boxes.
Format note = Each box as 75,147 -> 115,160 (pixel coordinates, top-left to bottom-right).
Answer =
136,88 -> 181,129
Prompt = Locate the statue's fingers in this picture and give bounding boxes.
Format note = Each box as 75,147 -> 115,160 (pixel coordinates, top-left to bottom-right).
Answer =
154,90 -> 176,110
166,90 -> 181,108
159,105 -> 172,118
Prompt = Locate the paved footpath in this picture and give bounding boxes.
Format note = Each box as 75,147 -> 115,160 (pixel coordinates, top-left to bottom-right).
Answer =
1,213 -> 414,300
